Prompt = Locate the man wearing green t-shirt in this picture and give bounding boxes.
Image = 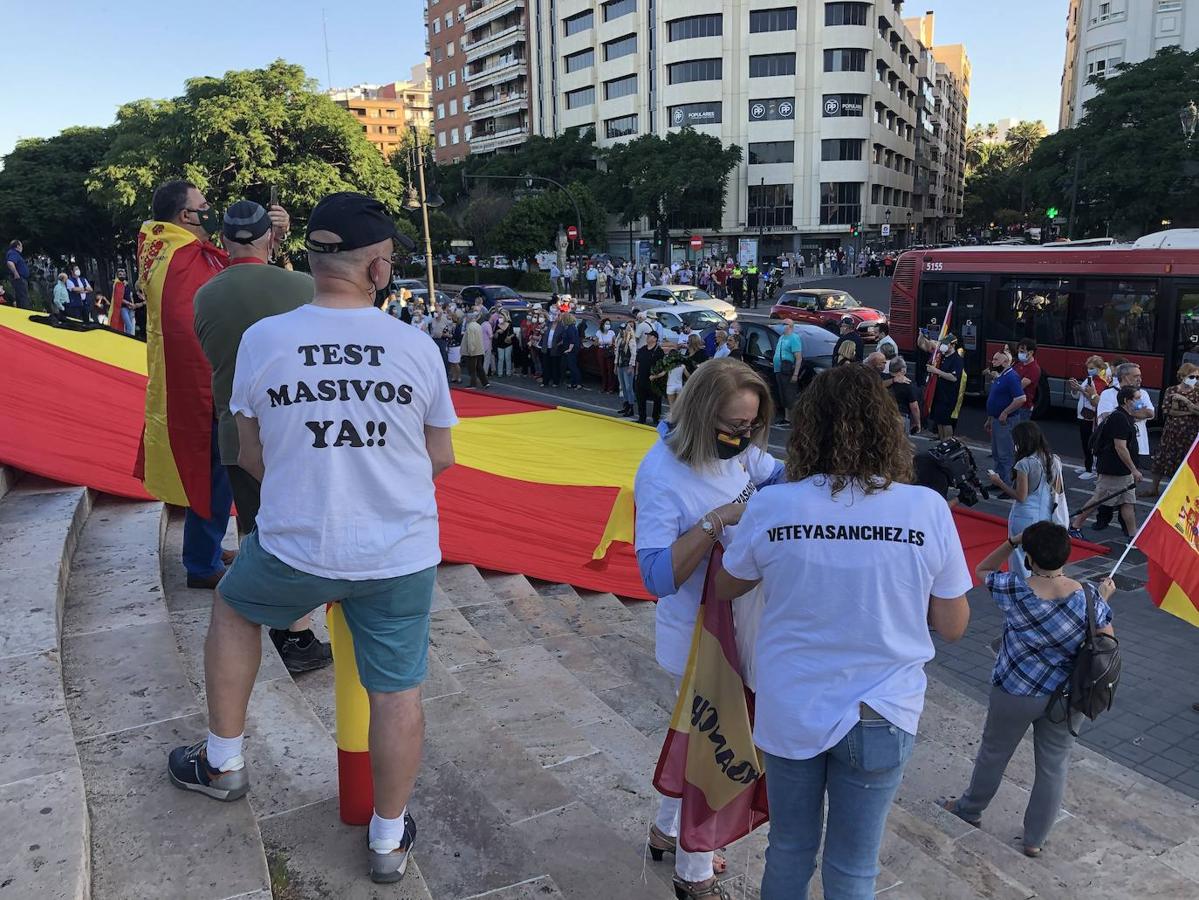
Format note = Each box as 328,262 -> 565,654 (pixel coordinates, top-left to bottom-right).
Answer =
193,200 -> 331,673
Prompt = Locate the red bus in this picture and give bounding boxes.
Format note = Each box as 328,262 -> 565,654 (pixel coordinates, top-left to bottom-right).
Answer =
889,234 -> 1199,414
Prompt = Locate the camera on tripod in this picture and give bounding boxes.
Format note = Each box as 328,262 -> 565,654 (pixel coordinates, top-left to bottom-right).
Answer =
925,438 -> 990,507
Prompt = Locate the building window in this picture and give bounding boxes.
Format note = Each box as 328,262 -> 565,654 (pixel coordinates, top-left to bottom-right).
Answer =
822,93 -> 866,117
821,138 -> 864,161
605,114 -> 638,138
669,102 -> 722,126
603,33 -> 637,61
1085,44 -> 1124,78
604,73 -> 638,100
563,10 -> 594,36
451,128 -> 460,145
433,47 -> 444,62
748,183 -> 794,227
748,141 -> 795,164
435,75 -> 444,90
748,97 -> 795,121
565,85 -> 596,109
1158,0 -> 1182,10
448,71 -> 457,87
447,42 -> 455,57
436,103 -> 445,118
749,7 -> 798,33
668,58 -> 722,84
824,48 -> 868,71
464,124 -> 472,140
1089,0 -> 1126,25
749,53 -> 796,78
564,47 -> 595,72
668,13 -> 723,40
433,18 -> 441,34
819,182 -> 862,224
871,184 -> 882,204
825,2 -> 869,26
438,131 -> 447,147
449,99 -> 458,115
602,0 -> 636,22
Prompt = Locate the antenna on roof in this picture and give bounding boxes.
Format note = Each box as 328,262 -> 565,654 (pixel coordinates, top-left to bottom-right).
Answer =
322,9 -> 334,91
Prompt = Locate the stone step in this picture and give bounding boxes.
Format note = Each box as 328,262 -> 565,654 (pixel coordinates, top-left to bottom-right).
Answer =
58,496 -> 272,900
0,480 -> 92,900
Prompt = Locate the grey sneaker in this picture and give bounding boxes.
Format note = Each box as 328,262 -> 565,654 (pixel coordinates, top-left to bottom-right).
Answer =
368,811 -> 417,884
168,740 -> 250,801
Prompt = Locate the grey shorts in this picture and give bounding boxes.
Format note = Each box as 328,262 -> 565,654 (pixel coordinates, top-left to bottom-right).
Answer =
218,531 -> 435,693
1094,474 -> 1136,507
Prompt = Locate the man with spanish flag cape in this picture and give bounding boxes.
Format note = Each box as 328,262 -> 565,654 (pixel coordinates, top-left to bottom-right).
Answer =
136,179 -> 289,588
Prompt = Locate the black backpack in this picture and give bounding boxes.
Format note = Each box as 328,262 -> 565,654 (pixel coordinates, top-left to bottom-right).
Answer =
1047,583 -> 1121,736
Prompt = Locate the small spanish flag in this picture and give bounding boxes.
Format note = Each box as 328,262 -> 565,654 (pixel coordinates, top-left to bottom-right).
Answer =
653,545 -> 768,852
1133,436 -> 1199,627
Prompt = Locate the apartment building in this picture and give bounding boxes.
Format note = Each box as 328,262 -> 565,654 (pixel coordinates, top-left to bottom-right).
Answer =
330,66 -> 434,158
427,0 -> 476,161
1060,0 -> 1196,129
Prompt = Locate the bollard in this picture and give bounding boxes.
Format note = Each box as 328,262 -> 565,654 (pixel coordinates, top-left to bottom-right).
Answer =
328,602 -> 373,825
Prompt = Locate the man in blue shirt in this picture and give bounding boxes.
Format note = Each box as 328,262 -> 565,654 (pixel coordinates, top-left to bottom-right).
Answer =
5,240 -> 30,309
985,349 -> 1027,486
773,320 -> 804,425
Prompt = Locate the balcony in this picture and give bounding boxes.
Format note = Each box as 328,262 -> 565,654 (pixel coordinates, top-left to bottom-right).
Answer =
464,0 -> 523,30
465,56 -> 527,89
469,123 -> 529,153
465,23 -> 525,62
468,90 -> 528,121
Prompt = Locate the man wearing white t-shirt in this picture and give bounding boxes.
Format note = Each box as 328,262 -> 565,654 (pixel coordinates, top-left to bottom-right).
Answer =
167,193 -> 457,886
1094,362 -> 1153,523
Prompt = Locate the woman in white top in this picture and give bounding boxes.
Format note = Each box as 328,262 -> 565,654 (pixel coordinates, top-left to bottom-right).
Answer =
596,317 -> 618,393
717,364 -> 972,900
634,359 -> 784,900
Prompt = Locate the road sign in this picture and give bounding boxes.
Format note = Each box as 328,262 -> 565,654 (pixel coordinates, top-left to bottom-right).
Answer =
450,239 -> 473,247
690,234 -> 704,250
881,223 -> 891,237
566,225 -> 579,241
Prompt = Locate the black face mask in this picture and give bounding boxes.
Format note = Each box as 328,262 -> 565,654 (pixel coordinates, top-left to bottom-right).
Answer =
990,365 -> 1003,373
376,288 -> 390,307
715,430 -> 751,460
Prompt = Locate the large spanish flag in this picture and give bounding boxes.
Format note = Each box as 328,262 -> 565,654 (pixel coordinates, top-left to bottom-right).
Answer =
1134,436 -> 1199,627
136,221 -> 227,517
653,545 -> 768,851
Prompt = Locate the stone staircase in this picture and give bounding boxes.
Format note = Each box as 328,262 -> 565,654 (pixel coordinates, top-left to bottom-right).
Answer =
3,469 -> 1199,899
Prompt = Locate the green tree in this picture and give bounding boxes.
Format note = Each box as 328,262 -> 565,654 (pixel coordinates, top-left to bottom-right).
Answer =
0,127 -> 120,265
601,128 -> 742,259
87,60 -> 404,253
488,183 -> 607,260
462,126 -> 601,190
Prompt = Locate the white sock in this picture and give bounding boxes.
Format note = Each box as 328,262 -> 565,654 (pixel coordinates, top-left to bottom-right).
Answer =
205,731 -> 245,771
368,809 -> 407,850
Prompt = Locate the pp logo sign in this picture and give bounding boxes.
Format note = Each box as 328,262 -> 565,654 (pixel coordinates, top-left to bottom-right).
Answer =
673,108 -> 684,126
750,102 -> 766,120
778,101 -> 794,118
823,97 -> 841,116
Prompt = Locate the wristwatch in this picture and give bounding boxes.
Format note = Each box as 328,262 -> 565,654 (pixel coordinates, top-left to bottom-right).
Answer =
699,515 -> 718,542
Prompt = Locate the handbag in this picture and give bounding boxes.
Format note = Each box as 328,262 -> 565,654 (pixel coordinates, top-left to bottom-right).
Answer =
1046,583 -> 1121,737
1050,456 -> 1070,529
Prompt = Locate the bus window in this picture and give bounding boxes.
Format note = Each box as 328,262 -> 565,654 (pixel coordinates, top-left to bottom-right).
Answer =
995,278 -> 1072,345
1076,280 -> 1157,353
1177,287 -> 1199,370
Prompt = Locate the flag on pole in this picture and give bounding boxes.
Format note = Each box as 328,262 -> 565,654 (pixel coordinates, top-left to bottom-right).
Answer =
653,545 -> 768,852
1129,435 -> 1199,627
922,300 -> 954,417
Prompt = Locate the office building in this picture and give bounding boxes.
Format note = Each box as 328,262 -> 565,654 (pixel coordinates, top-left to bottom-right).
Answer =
330,66 -> 433,158
427,1 -> 476,161
1060,0 -> 1196,129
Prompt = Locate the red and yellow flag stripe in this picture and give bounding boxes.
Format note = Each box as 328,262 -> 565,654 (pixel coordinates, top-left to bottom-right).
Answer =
1136,438 -> 1199,627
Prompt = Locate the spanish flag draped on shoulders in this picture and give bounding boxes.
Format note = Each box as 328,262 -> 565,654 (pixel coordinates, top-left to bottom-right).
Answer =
135,219 -> 228,516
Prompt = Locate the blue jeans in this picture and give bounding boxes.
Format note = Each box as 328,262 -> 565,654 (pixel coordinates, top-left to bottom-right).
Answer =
564,350 -> 581,387
120,306 -> 135,335
990,417 -> 1015,487
617,366 -> 636,407
1010,407 -> 1032,425
182,425 -> 233,579
761,719 -> 915,900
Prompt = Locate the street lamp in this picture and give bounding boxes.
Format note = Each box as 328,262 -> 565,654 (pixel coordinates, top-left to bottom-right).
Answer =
885,207 -> 892,251
906,209 -> 913,248
1181,100 -> 1198,144
402,127 -> 440,302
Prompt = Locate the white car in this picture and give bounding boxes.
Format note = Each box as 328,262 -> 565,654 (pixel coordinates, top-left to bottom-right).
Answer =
646,303 -> 729,339
634,284 -> 738,322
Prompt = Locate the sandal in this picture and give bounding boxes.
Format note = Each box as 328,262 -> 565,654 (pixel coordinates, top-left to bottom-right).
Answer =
672,877 -> 732,900
1023,846 -> 1041,858
938,797 -> 981,828
647,827 -> 727,873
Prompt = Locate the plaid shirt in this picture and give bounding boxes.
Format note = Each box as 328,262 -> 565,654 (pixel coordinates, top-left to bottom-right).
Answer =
986,571 -> 1114,697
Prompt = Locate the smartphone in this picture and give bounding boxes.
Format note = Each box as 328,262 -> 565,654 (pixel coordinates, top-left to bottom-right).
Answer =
269,185 -> 279,209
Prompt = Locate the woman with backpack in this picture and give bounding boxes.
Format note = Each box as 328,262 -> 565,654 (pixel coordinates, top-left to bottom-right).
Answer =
941,522 -> 1116,858
986,421 -> 1063,578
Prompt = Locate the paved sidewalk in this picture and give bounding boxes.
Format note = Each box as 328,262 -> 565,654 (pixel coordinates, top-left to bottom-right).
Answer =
478,373 -> 1199,801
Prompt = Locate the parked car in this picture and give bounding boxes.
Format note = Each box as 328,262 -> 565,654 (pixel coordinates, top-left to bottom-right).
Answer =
458,284 -> 530,310
632,284 -> 738,322
738,322 -> 839,413
404,287 -> 457,308
393,278 -> 429,293
645,305 -> 728,339
769,288 -> 886,337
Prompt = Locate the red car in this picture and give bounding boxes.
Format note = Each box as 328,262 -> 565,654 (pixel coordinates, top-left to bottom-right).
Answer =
769,288 -> 887,336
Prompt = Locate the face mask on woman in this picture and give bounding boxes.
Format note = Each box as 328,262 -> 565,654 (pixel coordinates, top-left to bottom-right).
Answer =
1087,367 -> 1099,377
1187,377 -> 1198,388
939,343 -> 950,354
715,429 -> 751,460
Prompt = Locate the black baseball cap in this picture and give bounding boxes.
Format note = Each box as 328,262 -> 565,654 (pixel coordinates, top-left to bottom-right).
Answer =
222,200 -> 271,244
306,191 -> 415,253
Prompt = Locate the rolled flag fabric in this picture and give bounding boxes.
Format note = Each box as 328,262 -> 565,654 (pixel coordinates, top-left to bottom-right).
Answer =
1132,435 -> 1199,627
135,220 -> 227,516
922,300 -> 953,418
653,544 -> 768,852
329,603 -> 374,825
109,279 -> 126,333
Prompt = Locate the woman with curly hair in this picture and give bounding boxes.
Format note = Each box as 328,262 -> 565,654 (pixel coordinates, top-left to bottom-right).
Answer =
716,364 -> 972,900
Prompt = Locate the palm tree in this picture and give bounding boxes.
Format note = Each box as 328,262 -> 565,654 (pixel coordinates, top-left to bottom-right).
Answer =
1005,120 -> 1049,214
965,125 -> 988,172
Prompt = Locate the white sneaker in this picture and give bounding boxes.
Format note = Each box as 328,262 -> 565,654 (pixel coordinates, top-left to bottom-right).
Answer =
1078,471 -> 1097,481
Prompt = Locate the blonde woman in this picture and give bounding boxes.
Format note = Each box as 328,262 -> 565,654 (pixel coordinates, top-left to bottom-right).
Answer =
1148,362 -> 1199,496
634,359 -> 783,900
1068,355 -> 1108,480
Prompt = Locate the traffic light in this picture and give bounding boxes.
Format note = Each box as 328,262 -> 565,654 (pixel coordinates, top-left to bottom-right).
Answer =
1046,206 -> 1059,219
654,234 -> 664,247
850,223 -> 859,237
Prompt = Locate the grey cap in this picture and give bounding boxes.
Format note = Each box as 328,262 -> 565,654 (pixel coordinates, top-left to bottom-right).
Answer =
222,200 -> 271,244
